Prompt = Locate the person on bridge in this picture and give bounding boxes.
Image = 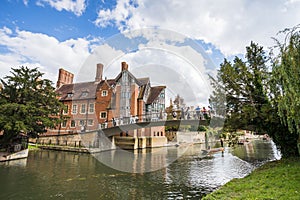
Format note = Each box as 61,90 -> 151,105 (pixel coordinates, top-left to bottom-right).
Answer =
186,107 -> 190,119
112,118 -> 116,127
130,115 -> 134,124
172,111 -> 177,119
181,107 -> 185,119
115,117 -> 119,126
195,106 -> 201,119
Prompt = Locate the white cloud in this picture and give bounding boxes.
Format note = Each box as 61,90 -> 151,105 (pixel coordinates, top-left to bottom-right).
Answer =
0,27 -> 95,83
0,26 -> 213,106
37,0 -> 87,16
80,30 -> 213,106
94,0 -> 300,56
23,0 -> 29,6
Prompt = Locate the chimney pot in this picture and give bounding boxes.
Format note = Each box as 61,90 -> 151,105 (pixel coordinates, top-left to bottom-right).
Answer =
95,63 -> 103,82
121,61 -> 128,71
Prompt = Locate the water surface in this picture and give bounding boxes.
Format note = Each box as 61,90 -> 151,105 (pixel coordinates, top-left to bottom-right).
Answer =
0,140 -> 280,199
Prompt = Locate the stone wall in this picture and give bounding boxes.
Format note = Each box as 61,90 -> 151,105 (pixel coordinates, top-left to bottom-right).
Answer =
30,131 -> 116,152
30,131 -> 168,151
166,131 -> 206,144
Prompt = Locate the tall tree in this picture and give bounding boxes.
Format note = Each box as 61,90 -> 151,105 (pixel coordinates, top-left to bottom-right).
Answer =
0,66 -> 64,145
271,25 -> 300,156
211,42 -> 270,133
210,39 -> 300,157
208,73 -> 226,117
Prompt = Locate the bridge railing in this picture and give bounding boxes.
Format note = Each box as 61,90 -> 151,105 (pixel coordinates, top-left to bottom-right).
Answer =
98,110 -> 212,129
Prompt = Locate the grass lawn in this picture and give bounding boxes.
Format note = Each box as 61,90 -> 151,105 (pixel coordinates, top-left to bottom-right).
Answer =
28,143 -> 39,150
203,157 -> 300,200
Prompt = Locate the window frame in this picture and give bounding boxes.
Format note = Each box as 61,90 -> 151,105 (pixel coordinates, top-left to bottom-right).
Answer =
72,104 -> 77,114
79,120 -> 85,126
100,112 -> 107,119
61,120 -> 67,127
81,92 -> 88,97
101,90 -> 108,97
80,104 -> 86,114
87,119 -> 94,126
70,120 -> 76,127
88,103 -> 94,113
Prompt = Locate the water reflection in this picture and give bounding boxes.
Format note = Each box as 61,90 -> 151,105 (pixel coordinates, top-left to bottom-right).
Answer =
230,139 -> 281,166
93,144 -> 195,173
0,139 -> 280,199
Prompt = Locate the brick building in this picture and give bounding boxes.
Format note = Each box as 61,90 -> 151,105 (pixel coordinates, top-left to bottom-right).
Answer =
47,62 -> 167,145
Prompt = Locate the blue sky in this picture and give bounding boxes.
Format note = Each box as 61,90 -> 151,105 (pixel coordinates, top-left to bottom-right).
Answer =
1,0 -> 300,105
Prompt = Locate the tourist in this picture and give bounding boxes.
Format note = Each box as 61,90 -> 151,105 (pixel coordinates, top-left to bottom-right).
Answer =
130,115 -> 134,124
112,118 -> 116,127
172,111 -> 177,119
195,106 -> 201,119
115,117 -> 119,126
181,107 -> 185,119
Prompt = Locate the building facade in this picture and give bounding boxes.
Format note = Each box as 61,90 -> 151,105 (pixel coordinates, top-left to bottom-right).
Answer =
46,62 -> 167,147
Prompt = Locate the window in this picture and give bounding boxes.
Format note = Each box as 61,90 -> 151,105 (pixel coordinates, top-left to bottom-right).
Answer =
121,92 -> 130,98
70,120 -> 76,127
72,104 -> 77,114
89,103 -> 94,113
80,104 -> 86,114
102,90 -> 108,96
67,93 -> 73,97
63,105 -> 69,115
81,92 -> 88,97
87,119 -> 93,126
79,120 -> 85,126
61,120 -> 67,127
100,112 -> 107,119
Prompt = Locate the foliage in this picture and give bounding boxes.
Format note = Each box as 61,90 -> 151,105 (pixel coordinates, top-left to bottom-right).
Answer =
0,67 -> 65,145
271,25 -> 300,149
203,157 -> 300,200
210,42 -> 271,133
165,125 -> 179,132
189,125 -> 207,132
209,40 -> 299,157
208,74 -> 226,117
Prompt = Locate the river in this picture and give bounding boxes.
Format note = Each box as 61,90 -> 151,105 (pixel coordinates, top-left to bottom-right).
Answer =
0,139 -> 280,199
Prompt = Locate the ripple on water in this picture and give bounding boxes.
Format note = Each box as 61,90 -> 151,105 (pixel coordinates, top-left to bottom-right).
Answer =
187,150 -> 256,191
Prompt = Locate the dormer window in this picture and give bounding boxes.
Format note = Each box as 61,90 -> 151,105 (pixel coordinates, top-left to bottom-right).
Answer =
81,91 -> 88,97
67,93 -> 73,97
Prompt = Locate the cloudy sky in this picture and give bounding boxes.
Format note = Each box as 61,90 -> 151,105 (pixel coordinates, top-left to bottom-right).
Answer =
1,0 -> 299,106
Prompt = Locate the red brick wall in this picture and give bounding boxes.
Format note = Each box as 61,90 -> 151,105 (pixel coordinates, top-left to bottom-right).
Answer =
95,81 -> 113,124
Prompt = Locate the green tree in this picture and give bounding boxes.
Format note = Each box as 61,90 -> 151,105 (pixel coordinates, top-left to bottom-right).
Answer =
271,25 -> 300,156
0,66 -> 64,146
210,39 -> 300,157
210,43 -> 273,143
208,74 -> 226,117
211,42 -> 270,133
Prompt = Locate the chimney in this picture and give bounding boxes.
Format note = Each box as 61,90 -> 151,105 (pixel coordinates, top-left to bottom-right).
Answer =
121,61 -> 128,71
95,63 -> 103,82
56,68 -> 74,88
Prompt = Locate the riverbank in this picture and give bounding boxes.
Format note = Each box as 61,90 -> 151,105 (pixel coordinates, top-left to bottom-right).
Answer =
28,143 -> 91,153
203,157 -> 300,200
